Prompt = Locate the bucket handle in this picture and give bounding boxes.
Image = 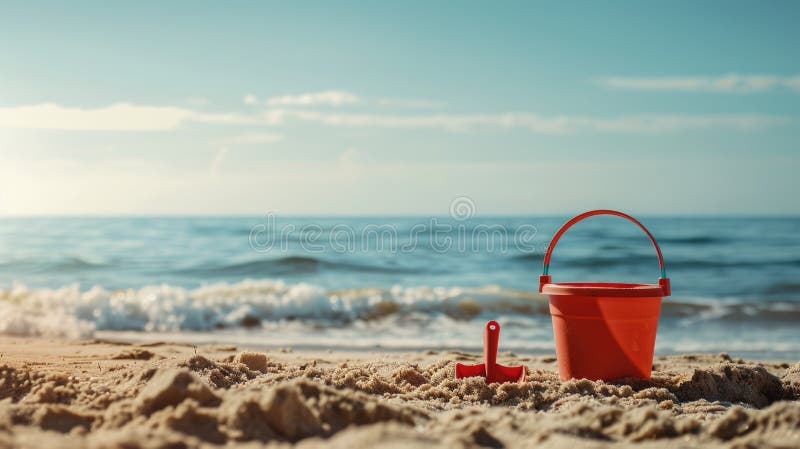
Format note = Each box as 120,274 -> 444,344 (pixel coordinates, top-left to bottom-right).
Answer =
538,210 -> 670,296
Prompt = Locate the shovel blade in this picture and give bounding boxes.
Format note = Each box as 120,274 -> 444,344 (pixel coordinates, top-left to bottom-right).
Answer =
455,362 -> 485,379
488,364 -> 526,384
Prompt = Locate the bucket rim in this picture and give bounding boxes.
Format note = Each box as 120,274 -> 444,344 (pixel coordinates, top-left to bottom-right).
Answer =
541,282 -> 665,297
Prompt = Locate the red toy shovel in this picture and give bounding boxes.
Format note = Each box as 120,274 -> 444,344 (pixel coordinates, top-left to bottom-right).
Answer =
455,320 -> 525,383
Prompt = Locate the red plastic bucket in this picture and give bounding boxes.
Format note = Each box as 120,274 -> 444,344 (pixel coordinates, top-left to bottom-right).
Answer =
538,210 -> 670,381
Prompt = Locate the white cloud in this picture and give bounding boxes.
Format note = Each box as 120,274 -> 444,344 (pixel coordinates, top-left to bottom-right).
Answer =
243,94 -> 259,105
266,90 -> 361,106
583,114 -> 789,132
277,110 -> 571,132
0,101 -> 791,135
0,103 -> 194,131
597,74 -> 800,93
0,103 -> 261,131
212,132 -> 283,145
273,109 -> 790,133
262,91 -> 443,108
190,112 -> 263,125
374,98 -> 445,108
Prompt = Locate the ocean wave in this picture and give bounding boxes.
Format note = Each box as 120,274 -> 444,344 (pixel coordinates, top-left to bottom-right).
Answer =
0,281 -> 551,338
761,282 -> 800,295
172,256 -> 426,277
511,253 -> 800,269
616,234 -> 726,245
671,258 -> 800,269
0,256 -> 111,272
1,280 -> 799,339
659,236 -> 724,245
509,254 -> 656,266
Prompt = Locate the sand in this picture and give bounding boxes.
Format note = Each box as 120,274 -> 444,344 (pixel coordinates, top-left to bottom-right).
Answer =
0,338 -> 796,448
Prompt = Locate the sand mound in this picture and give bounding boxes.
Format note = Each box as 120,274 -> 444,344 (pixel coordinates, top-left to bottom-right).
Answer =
32,405 -> 93,433
88,365 -> 419,445
781,362 -> 800,399
24,379 -> 77,405
111,349 -> 155,360
669,363 -> 786,407
709,402 -> 800,442
147,399 -> 227,444
220,380 -> 417,443
0,340 -> 796,448
136,369 -> 220,415
0,366 -> 39,403
221,382 -> 323,442
181,355 -> 261,388
232,351 -> 270,372
181,351 -> 286,387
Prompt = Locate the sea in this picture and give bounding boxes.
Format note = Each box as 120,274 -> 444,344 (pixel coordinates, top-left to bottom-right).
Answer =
0,215 -> 798,359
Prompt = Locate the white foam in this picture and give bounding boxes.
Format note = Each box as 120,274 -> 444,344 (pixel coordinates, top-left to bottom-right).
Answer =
0,280 -> 543,338
1,280 -> 797,351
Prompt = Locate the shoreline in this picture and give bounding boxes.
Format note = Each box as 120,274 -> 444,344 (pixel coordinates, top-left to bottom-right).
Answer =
0,336 -> 797,448
90,329 -> 800,361
4,278 -> 799,361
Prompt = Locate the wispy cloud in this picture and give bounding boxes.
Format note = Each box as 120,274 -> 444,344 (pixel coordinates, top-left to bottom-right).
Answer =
212,132 -> 283,145
597,74 -> 800,93
243,94 -> 259,105
374,97 -> 445,109
0,103 -> 194,131
0,101 -> 791,134
250,90 -> 444,109
0,103 -> 259,131
274,109 -> 791,133
266,90 -> 361,106
276,110 -> 570,133
190,111 -> 264,125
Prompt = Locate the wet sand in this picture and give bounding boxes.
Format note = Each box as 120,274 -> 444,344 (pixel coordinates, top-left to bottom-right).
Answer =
0,337 -> 797,448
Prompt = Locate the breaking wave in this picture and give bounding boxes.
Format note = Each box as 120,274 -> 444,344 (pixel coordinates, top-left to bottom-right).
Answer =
172,256 -> 426,278
1,279 -> 798,340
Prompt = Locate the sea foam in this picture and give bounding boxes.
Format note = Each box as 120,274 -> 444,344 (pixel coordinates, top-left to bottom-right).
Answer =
0,279 -> 797,340
0,280 -> 542,338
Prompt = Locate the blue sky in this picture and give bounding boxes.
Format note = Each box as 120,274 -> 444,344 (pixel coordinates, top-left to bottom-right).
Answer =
1,1 -> 798,215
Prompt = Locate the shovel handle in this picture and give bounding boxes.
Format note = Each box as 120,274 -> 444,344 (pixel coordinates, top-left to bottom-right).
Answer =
539,210 -> 669,295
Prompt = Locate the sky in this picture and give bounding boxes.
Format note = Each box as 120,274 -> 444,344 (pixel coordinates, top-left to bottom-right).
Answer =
0,0 -> 798,216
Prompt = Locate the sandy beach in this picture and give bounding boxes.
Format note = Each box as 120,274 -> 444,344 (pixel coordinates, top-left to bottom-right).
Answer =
3,0 -> 799,447
0,337 -> 795,449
